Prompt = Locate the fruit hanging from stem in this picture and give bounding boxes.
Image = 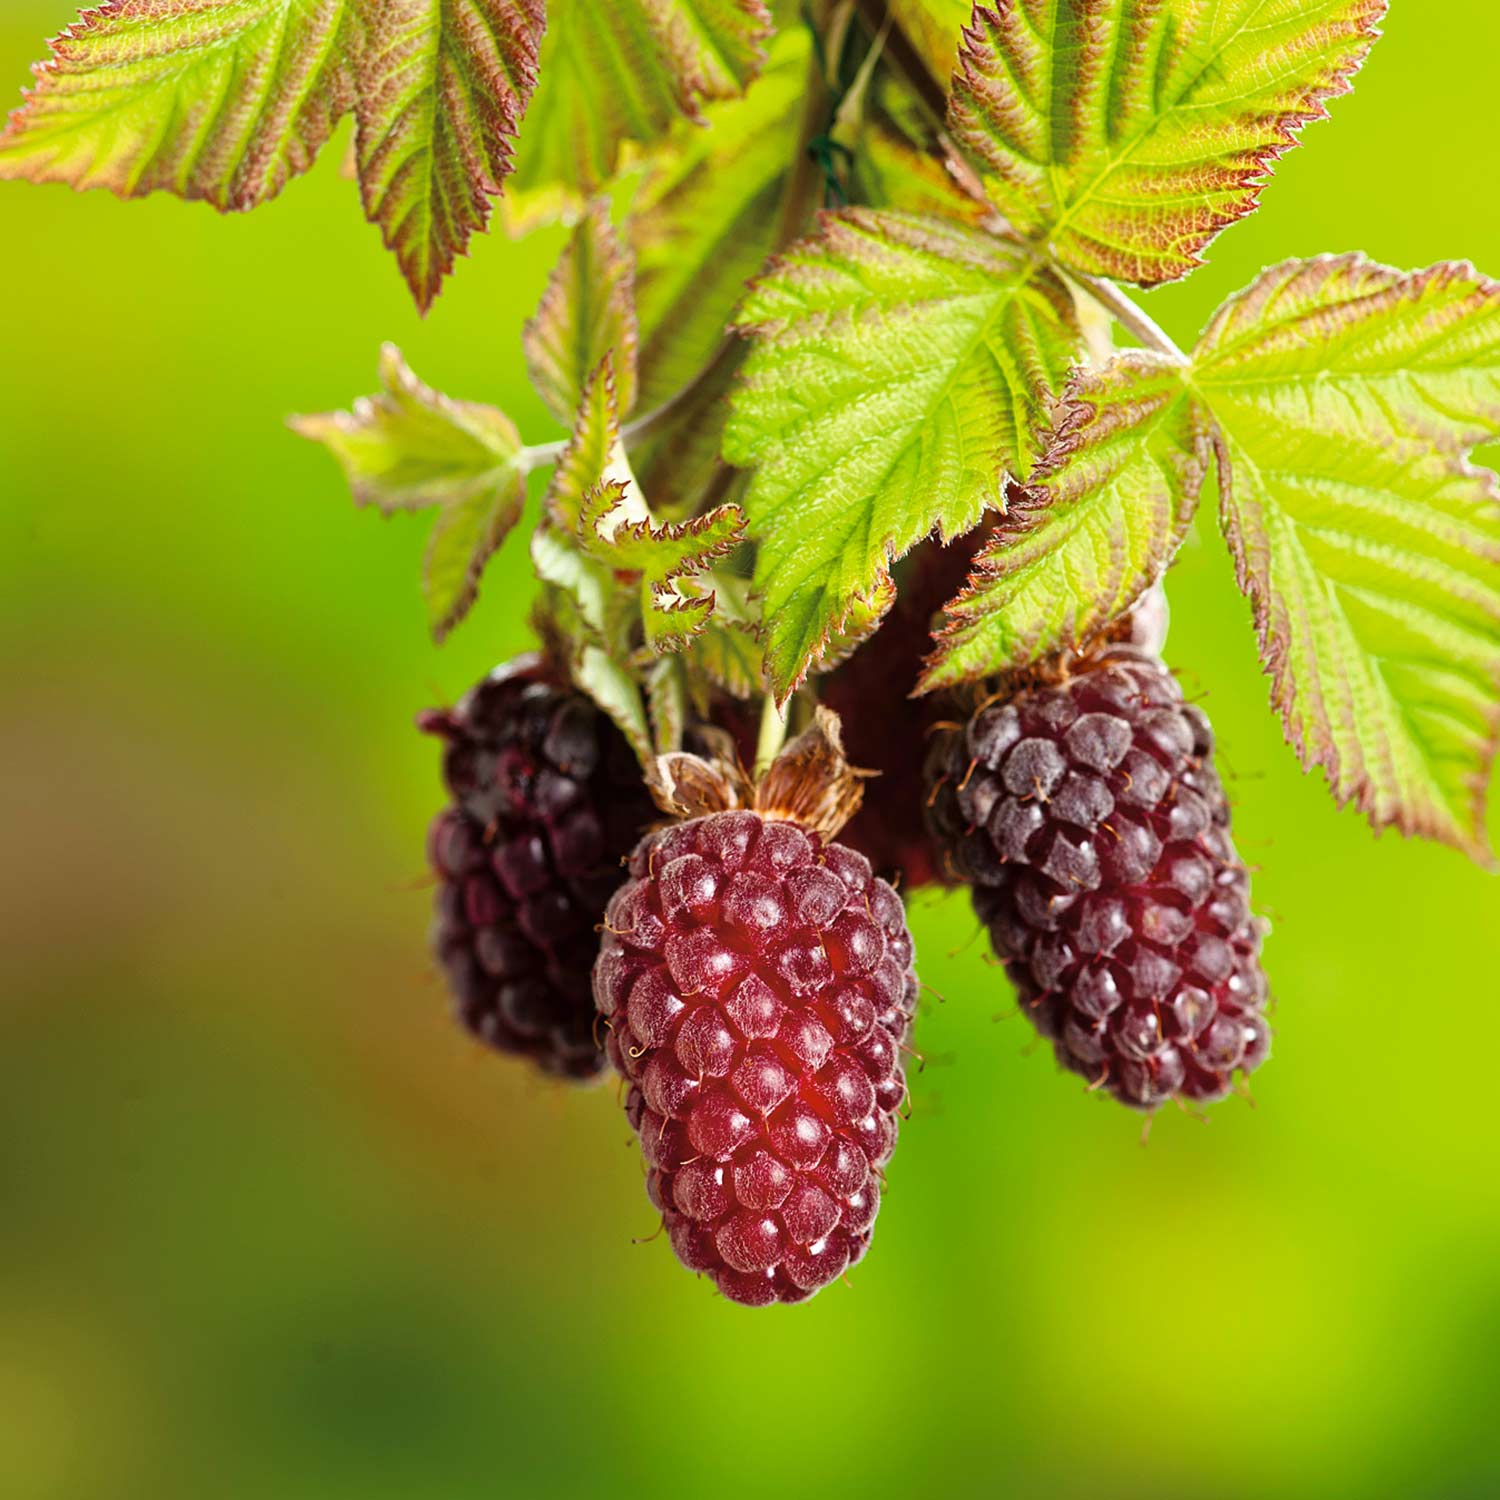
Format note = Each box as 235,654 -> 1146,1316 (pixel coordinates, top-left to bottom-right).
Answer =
925,643 -> 1270,1111
421,656 -> 657,1081
593,712 -> 919,1304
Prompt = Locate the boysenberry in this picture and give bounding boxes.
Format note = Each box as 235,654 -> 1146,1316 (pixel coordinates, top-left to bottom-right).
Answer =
926,646 -> 1269,1110
422,657 -> 656,1081
594,810 -> 918,1304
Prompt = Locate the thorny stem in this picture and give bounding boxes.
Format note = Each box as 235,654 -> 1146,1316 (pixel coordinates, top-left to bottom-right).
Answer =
850,0 -> 1189,368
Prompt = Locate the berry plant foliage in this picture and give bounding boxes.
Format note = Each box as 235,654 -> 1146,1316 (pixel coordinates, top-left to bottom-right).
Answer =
10,0 -> 1500,1304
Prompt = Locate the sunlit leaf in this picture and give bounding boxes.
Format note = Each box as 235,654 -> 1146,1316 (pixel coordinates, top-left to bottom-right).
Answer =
724,206 -> 1078,699
292,344 -> 525,638
506,0 -> 772,228
0,0 -> 357,208
1196,254 -> 1500,859
354,0 -> 546,311
922,354 -> 1207,688
632,28 -> 806,409
950,0 -> 1385,284
0,0 -> 547,310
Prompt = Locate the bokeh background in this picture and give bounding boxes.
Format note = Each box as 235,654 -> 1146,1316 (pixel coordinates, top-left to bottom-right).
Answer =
3,5 -> 1498,1498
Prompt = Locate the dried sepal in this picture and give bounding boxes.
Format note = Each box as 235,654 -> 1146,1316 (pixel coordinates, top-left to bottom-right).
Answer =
648,707 -> 869,844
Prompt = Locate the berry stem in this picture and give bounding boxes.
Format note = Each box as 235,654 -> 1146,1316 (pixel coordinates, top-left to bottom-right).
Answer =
755,693 -> 790,777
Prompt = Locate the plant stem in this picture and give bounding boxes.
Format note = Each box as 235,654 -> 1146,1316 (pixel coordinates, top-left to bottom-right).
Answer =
1064,268 -> 1188,365
755,692 -> 789,776
517,348 -> 734,473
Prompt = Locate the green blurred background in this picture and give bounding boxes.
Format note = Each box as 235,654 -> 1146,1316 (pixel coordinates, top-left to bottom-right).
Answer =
2,6 -> 1498,1498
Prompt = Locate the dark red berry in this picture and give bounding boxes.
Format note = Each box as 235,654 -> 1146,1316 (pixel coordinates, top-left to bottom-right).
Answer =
594,811 -> 919,1304
422,657 -> 656,1081
926,646 -> 1269,1111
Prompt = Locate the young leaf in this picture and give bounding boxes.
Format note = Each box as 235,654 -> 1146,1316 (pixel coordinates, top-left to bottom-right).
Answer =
682,573 -> 765,700
525,199 -> 639,424
292,344 -> 524,638
950,0 -> 1385,285
543,357 -> 624,532
724,206 -> 1079,700
0,0 -> 546,311
574,645 -> 654,763
1195,254 -> 1500,860
354,0 -> 547,312
579,483 -> 747,654
0,0 -> 356,209
921,354 -> 1208,690
505,0 -> 772,228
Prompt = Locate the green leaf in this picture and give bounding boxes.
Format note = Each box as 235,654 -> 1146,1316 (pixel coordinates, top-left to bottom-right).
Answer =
949,0 -> 1385,284
505,0 -> 772,229
525,199 -> 639,424
353,0 -> 547,312
1194,254 -> 1500,860
580,482 -> 747,653
575,645 -> 653,763
815,572 -> 897,673
534,359 -> 628,645
0,0 -> 547,311
0,0 -> 356,207
682,573 -> 765,699
828,31 -> 988,229
542,358 -> 748,657
292,344 -> 523,638
632,28 -> 806,410
646,655 -> 690,753
543,358 -> 623,525
724,206 -> 1079,700
921,354 -> 1207,689
846,100 -> 989,229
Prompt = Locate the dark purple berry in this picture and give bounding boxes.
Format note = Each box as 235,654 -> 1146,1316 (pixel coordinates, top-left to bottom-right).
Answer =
422,657 -> 656,1081
926,646 -> 1270,1111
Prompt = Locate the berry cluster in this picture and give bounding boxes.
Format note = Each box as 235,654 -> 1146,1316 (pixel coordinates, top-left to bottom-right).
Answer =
593,811 -> 918,1305
421,659 -> 655,1080
419,635 -> 1270,1305
925,646 -> 1270,1109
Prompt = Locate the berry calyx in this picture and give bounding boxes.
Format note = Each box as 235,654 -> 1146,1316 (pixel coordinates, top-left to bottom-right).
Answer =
422,656 -> 656,1081
926,644 -> 1270,1111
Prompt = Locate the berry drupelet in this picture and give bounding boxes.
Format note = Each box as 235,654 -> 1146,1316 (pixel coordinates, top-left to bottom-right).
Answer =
926,645 -> 1270,1111
421,657 -> 656,1081
594,802 -> 919,1306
